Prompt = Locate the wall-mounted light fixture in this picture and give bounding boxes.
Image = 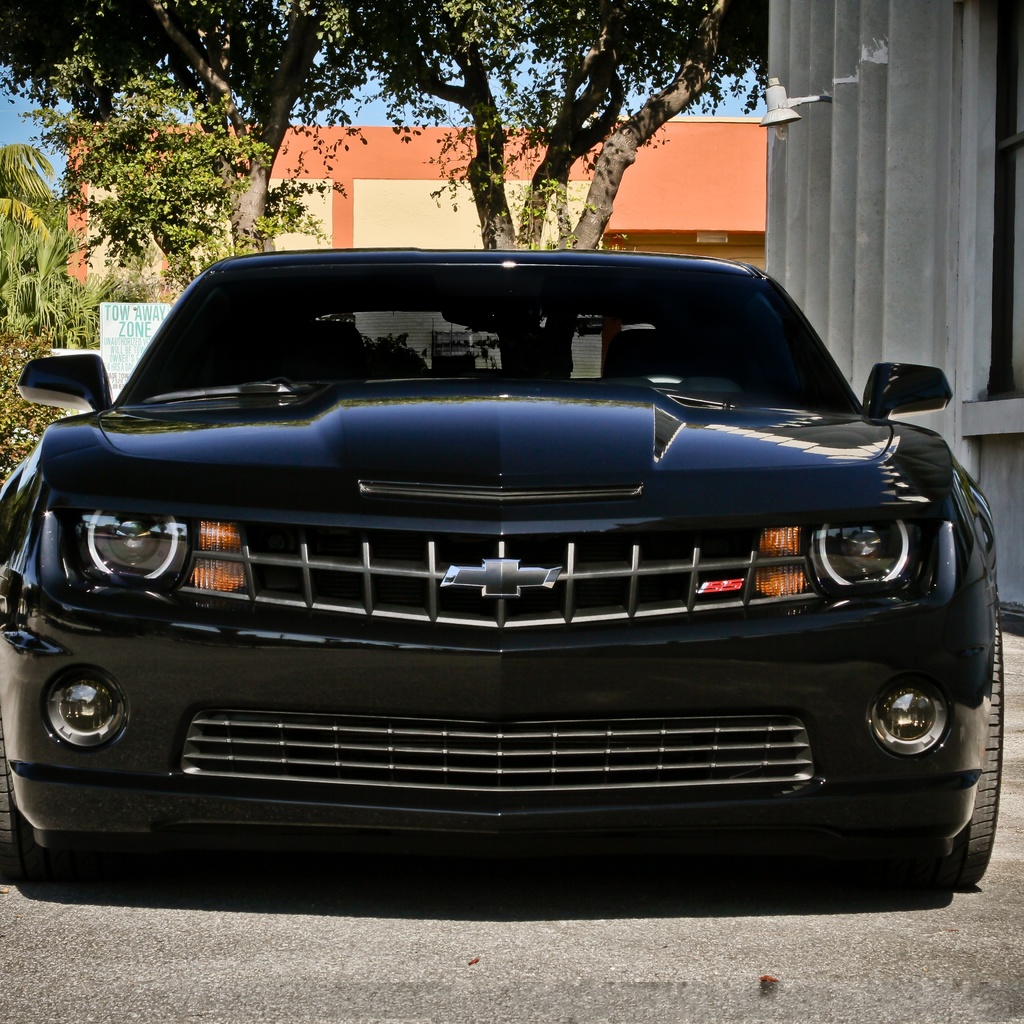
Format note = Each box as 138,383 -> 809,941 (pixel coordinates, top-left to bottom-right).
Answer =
759,78 -> 833,139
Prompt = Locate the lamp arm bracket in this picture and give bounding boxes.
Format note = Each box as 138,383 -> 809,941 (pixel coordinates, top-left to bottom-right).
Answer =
788,94 -> 833,108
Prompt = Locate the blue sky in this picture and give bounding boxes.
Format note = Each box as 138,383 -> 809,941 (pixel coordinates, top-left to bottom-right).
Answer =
0,96 -> 48,148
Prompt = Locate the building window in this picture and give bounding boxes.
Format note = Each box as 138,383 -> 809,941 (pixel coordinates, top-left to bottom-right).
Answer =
991,0 -> 1024,396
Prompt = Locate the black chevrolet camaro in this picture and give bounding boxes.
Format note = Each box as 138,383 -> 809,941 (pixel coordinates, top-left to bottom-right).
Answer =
0,250 -> 1002,886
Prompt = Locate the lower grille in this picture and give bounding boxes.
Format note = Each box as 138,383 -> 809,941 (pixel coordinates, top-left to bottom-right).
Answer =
182,711 -> 814,792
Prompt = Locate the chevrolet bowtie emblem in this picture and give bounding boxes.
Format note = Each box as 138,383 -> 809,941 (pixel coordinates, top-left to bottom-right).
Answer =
440,558 -> 562,599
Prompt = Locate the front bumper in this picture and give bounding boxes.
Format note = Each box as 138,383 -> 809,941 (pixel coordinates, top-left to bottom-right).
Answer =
15,759 -> 977,860
1,567 -> 997,862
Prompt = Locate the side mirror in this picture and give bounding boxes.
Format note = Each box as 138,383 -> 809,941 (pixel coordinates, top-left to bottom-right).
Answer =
18,353 -> 112,413
862,362 -> 952,420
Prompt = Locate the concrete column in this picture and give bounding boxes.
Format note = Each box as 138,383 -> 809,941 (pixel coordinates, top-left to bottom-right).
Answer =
766,0 -> 792,276
827,2 -> 864,385
801,2 -> 837,346
781,0 -> 814,308
765,0 -> 1023,606
881,2 -> 955,371
850,0 -> 891,390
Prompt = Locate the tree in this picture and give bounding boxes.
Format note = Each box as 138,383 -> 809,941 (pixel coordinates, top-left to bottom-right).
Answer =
0,217 -> 113,347
573,0 -> 758,249
0,144 -> 110,482
0,0 -> 367,258
0,143 -> 112,346
362,0 -> 765,249
0,143 -> 55,233
39,75 -> 326,286
0,1 -> 764,259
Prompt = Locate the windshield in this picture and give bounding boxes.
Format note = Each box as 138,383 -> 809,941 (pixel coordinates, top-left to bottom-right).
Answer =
121,262 -> 856,413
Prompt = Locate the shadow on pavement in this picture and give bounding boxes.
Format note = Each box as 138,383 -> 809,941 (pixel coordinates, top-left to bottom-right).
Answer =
11,848 -> 955,919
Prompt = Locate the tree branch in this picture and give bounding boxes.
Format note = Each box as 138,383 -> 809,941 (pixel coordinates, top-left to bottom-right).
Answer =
517,0 -> 628,248
623,0 -> 730,143
406,50 -> 471,108
565,0 -> 628,133
572,0 -> 731,248
263,3 -> 325,150
140,0 -> 247,134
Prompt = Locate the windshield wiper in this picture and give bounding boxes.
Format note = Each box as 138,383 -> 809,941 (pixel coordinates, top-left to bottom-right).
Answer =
140,379 -> 317,404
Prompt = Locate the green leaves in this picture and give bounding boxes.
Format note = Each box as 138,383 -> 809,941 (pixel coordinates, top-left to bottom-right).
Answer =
2,1 -> 368,283
0,0 -> 765,261
0,144 -> 56,234
39,76 -> 323,287
0,143 -> 111,348
0,330 -> 67,480
0,218 -> 113,348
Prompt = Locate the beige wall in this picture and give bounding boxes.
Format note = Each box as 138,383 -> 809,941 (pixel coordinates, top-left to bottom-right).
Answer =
269,178 -> 334,251
353,180 -> 481,249
352,179 -> 593,249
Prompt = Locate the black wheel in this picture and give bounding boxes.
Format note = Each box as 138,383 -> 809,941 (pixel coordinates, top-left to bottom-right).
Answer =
885,624 -> 1004,889
0,706 -> 51,880
0,708 -> 107,881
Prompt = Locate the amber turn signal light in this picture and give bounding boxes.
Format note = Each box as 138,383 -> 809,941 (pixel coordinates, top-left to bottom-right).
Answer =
198,520 -> 243,553
755,565 -> 808,597
190,557 -> 246,593
759,526 -> 803,558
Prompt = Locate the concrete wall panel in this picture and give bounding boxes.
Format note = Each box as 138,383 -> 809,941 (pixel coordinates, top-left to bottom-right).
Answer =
767,0 -> 1024,604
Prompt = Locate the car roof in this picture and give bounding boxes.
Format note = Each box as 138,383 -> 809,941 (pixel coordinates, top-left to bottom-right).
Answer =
206,248 -> 766,279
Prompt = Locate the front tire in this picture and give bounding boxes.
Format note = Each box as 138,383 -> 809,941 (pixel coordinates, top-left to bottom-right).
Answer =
886,624 -> 1004,889
0,708 -> 106,881
0,707 -> 51,880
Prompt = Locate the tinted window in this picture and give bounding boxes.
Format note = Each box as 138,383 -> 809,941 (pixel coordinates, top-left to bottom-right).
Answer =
123,263 -> 855,413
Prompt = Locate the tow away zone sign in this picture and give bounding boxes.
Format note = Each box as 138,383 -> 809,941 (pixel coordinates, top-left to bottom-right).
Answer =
100,302 -> 171,396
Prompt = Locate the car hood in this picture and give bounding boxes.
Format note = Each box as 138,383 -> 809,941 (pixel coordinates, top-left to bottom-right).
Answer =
37,380 -> 953,526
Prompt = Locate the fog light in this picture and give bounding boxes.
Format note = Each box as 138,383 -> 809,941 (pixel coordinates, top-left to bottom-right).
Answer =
871,679 -> 947,755
46,672 -> 126,747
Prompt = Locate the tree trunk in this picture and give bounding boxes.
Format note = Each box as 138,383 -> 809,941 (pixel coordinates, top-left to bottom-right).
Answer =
518,154 -> 574,250
189,141 -> 274,252
230,162 -> 272,249
517,176 -> 555,250
468,119 -> 517,250
571,125 -> 641,250
517,0 -> 628,249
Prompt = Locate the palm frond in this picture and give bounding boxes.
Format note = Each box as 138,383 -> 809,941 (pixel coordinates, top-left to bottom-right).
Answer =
0,143 -> 55,204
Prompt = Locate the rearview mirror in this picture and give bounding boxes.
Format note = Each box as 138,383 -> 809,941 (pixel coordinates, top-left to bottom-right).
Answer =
862,362 -> 951,419
18,353 -> 112,413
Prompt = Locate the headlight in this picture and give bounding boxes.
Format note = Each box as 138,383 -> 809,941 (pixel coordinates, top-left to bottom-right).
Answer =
77,511 -> 189,585
810,520 -> 918,593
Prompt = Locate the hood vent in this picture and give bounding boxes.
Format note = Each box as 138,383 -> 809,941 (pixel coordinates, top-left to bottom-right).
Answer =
654,406 -> 685,461
358,480 -> 643,504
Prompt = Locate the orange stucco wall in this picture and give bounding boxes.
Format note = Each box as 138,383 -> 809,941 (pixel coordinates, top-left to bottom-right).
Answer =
602,120 -> 767,234
273,119 -> 766,248
71,118 -> 766,279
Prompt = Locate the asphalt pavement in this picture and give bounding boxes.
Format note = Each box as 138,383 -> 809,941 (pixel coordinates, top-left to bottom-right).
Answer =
0,625 -> 1021,1024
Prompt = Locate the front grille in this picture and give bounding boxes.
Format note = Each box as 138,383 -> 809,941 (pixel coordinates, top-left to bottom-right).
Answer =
183,524 -> 815,628
182,711 -> 814,792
